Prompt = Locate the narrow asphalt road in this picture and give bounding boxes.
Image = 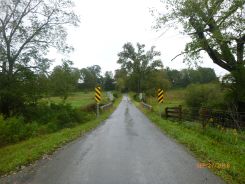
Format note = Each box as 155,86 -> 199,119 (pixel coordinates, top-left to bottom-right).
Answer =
2,96 -> 224,184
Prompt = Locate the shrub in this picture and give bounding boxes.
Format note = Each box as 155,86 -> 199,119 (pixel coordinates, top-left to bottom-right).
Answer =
133,93 -> 141,102
185,83 -> 227,115
49,103 -> 93,129
113,91 -> 119,98
72,109 -> 93,123
81,103 -> 97,112
0,102 -> 95,147
0,115 -> 38,146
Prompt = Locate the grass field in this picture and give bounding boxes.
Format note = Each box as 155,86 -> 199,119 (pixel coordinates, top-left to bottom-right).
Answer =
0,93 -> 121,176
146,88 -> 185,112
41,91 -> 110,108
131,89 -> 245,184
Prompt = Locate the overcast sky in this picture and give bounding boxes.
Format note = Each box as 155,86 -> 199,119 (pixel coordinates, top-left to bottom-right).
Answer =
49,0 -> 228,76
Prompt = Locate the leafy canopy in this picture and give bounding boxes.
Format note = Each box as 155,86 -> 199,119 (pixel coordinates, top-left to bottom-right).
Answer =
117,42 -> 167,93
154,0 -> 244,72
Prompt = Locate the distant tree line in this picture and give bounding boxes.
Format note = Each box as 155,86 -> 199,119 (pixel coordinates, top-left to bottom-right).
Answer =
79,65 -> 115,91
165,67 -> 218,88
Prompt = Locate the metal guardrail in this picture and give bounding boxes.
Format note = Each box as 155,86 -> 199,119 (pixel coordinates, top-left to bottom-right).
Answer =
100,102 -> 113,110
141,102 -> 153,111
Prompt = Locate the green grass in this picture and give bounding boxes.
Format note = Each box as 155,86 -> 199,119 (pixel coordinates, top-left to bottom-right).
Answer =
0,96 -> 122,176
146,88 -> 186,112
41,91 -> 110,108
133,99 -> 245,184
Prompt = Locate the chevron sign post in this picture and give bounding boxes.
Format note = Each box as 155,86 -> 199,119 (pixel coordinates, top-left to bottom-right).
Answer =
95,86 -> 102,117
157,89 -> 164,117
157,89 -> 164,103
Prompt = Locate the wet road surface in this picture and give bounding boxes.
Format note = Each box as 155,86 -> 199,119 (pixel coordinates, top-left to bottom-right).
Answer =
1,96 -> 224,184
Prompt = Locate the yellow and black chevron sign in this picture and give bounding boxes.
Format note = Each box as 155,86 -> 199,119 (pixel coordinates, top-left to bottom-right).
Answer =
157,89 -> 164,103
95,86 -> 102,103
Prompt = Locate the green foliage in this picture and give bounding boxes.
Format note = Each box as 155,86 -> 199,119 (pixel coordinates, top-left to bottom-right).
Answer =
0,0 -> 79,116
48,104 -> 92,129
185,83 -> 227,114
133,93 -> 141,102
0,115 -> 39,146
79,65 -> 103,91
50,60 -> 80,101
103,71 -> 115,91
112,91 -> 119,98
0,103 -> 94,147
154,0 -> 244,70
144,70 -> 171,96
222,66 -> 245,111
114,68 -> 128,92
0,69 -> 49,116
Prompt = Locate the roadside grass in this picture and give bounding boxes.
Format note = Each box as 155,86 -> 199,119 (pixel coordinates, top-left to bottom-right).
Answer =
0,96 -> 122,176
133,98 -> 245,184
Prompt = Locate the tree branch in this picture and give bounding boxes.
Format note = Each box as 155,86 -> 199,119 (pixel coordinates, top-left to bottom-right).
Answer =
171,49 -> 202,61
9,0 -> 43,42
217,0 -> 244,27
0,19 -> 11,63
189,16 -> 233,72
12,9 -> 55,64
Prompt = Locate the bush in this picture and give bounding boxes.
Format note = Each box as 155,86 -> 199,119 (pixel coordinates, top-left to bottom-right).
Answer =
185,83 -> 227,115
0,102 -> 95,147
47,103 -> 94,129
0,115 -> 38,146
113,91 -> 119,98
133,93 -> 141,102
23,103 -> 94,125
81,103 -> 97,112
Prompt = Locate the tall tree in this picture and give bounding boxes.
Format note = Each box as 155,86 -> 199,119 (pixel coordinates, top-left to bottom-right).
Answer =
50,60 -> 80,101
154,0 -> 245,109
0,0 -> 79,76
143,69 -> 171,96
117,42 -> 163,93
103,71 -> 115,91
80,65 -> 103,90
0,0 -> 79,115
114,68 -> 128,92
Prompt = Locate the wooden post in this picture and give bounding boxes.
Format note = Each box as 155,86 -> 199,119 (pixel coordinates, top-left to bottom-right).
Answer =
159,104 -> 162,117
179,105 -> 182,121
96,103 -> 99,118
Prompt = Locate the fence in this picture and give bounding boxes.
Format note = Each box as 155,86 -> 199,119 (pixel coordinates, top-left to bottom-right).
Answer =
163,106 -> 245,130
165,105 -> 182,120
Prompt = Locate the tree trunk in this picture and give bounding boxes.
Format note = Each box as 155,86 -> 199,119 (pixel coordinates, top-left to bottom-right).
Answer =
231,64 -> 245,112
